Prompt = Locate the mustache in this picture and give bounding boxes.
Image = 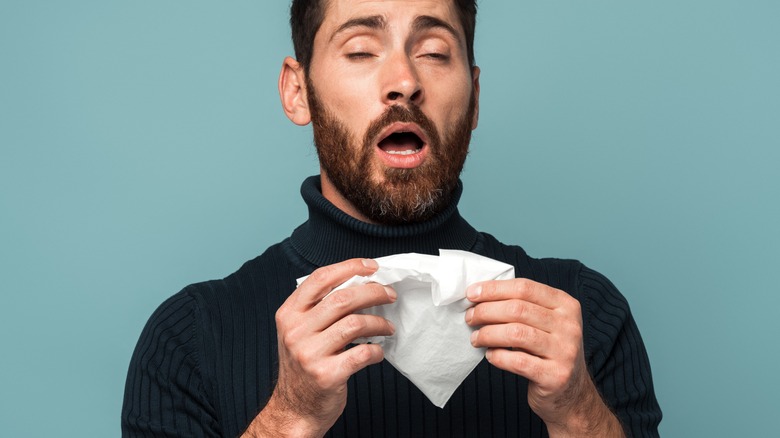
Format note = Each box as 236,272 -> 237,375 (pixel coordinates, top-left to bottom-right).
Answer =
363,104 -> 441,149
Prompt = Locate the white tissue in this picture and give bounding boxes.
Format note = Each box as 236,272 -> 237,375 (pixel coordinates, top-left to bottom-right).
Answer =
296,250 -> 515,408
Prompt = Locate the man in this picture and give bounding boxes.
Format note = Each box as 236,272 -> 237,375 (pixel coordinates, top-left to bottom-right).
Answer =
122,0 -> 661,437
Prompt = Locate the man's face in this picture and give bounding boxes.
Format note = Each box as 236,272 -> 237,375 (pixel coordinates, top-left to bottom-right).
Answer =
305,0 -> 479,224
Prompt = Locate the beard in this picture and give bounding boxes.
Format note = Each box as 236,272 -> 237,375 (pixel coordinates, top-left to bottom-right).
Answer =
307,79 -> 476,225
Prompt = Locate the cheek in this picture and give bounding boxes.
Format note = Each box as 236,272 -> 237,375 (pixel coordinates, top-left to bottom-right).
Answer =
428,76 -> 473,117
437,95 -> 472,127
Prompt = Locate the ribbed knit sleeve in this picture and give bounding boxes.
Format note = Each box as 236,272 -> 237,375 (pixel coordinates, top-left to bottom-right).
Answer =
578,266 -> 662,438
122,290 -> 220,437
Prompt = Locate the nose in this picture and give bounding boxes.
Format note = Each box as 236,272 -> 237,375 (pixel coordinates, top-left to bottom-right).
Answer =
381,54 -> 424,106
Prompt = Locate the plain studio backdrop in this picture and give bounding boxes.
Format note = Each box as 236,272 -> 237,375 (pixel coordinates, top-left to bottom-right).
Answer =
1,1 -> 778,436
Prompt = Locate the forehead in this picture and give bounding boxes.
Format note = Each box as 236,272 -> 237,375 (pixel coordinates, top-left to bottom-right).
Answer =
318,0 -> 463,37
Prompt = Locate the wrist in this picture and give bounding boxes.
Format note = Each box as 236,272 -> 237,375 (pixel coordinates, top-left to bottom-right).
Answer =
545,388 -> 625,438
242,394 -> 325,438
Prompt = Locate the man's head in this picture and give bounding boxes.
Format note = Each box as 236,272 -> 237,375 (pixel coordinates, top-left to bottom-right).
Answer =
280,0 -> 480,224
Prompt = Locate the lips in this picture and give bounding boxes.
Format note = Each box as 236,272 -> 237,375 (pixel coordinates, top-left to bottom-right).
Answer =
375,122 -> 430,168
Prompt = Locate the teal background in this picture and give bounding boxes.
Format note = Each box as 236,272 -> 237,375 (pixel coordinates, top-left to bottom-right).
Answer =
1,1 -> 778,436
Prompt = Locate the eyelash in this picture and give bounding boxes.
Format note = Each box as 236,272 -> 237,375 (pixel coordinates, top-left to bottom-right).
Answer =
346,52 -> 374,60
422,53 -> 449,61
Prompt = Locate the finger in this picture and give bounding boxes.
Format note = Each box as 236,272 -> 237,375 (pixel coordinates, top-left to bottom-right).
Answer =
293,258 -> 380,307
471,323 -> 550,358
277,282 -> 395,353
296,344 -> 385,391
466,299 -> 554,333
320,313 -> 396,351
311,282 -> 397,330
484,348 -> 547,383
467,278 -> 566,309
336,343 -> 385,380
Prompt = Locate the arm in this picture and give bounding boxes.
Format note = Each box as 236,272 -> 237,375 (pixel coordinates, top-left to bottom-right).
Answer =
465,278 -> 626,438
241,258 -> 396,438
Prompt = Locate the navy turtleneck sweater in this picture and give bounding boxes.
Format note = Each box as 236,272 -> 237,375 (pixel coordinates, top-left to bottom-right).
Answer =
122,177 -> 661,437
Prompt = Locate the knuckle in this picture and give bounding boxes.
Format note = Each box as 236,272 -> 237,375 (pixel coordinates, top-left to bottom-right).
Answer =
308,264 -> 335,284
540,311 -> 555,328
311,364 -> 336,389
515,278 -> 532,293
274,308 -> 286,327
326,289 -> 351,309
508,324 -> 527,343
292,348 -> 315,366
569,298 -> 582,314
358,283 -> 381,302
563,319 -> 583,338
509,352 -> 527,370
368,282 -> 389,298
280,331 -> 295,348
508,301 -> 526,321
279,324 -> 303,348
274,302 -> 293,323
345,344 -> 380,371
350,344 -> 374,364
562,343 -> 580,362
340,314 -> 368,339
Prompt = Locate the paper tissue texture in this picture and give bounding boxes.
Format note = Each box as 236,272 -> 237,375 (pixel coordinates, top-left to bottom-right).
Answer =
296,250 -> 515,408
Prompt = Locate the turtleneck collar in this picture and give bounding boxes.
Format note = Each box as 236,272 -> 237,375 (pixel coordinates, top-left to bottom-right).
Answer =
289,176 -> 479,267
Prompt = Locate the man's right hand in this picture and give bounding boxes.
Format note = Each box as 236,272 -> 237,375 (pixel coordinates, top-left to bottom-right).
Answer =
243,258 -> 396,438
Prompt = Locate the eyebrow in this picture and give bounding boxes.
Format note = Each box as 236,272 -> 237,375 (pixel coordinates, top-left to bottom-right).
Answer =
328,14 -> 461,42
329,15 -> 386,42
411,15 -> 461,42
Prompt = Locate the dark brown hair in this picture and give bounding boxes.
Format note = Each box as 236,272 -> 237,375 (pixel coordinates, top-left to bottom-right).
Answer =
290,0 -> 478,72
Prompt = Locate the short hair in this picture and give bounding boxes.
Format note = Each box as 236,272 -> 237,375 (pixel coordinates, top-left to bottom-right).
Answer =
290,0 -> 478,72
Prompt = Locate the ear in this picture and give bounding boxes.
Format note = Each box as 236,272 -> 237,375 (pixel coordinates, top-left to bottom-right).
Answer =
279,56 -> 311,126
470,66 -> 481,130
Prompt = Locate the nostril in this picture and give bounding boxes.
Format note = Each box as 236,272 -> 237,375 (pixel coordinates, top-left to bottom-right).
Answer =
410,90 -> 422,102
387,91 -> 402,101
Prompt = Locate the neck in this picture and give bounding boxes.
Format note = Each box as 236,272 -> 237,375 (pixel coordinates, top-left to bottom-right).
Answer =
289,176 -> 479,266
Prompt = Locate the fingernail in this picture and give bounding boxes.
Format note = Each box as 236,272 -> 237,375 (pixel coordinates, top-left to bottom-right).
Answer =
470,330 -> 479,346
387,320 -> 396,334
465,307 -> 474,324
362,258 -> 378,269
467,284 -> 482,300
384,286 -> 397,301
485,349 -> 493,361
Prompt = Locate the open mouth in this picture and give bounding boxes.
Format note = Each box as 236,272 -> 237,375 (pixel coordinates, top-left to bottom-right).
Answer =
377,130 -> 425,155
374,122 -> 429,169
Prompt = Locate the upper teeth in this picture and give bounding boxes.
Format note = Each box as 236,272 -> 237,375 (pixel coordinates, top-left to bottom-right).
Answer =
387,149 -> 418,155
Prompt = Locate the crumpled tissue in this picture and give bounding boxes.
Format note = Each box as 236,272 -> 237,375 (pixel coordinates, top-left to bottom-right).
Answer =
296,249 -> 514,408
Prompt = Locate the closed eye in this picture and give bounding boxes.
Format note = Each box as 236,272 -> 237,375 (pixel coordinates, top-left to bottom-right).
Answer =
421,52 -> 449,61
347,52 -> 375,60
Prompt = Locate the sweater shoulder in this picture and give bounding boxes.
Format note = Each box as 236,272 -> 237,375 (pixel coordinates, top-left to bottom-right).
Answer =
179,239 -> 306,344
576,264 -> 631,323
182,239 -> 305,306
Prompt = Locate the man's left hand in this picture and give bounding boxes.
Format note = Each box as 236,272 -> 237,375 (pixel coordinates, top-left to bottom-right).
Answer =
465,278 -> 625,438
